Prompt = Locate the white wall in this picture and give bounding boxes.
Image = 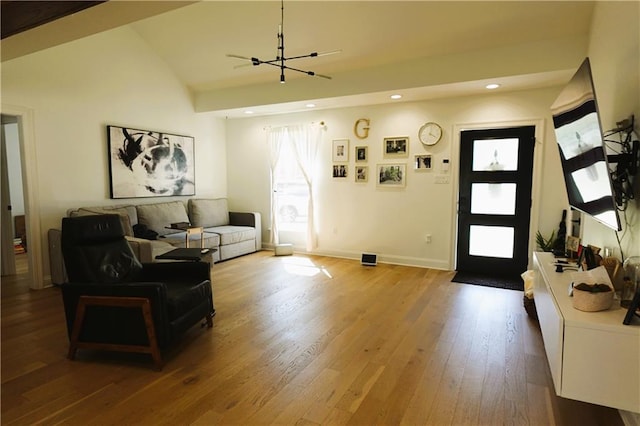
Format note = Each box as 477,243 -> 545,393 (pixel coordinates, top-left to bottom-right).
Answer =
226,1 -> 639,269
227,87 -> 567,269
583,1 -> 639,260
1,26 -> 228,281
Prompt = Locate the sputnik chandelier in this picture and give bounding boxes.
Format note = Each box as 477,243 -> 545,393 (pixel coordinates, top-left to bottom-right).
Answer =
227,0 -> 340,83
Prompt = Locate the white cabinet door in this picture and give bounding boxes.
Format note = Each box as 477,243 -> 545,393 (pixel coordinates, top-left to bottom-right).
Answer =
533,254 -> 564,393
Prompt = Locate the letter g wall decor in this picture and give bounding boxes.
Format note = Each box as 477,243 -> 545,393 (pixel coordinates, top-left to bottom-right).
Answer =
354,118 -> 370,139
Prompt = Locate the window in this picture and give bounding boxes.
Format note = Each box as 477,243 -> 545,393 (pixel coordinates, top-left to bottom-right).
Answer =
274,140 -> 308,233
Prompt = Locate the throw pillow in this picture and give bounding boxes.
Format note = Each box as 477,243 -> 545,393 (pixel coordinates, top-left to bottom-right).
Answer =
136,201 -> 190,236
188,198 -> 230,228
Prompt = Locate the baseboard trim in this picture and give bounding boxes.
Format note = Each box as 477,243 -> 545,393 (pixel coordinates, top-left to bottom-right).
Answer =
261,244 -> 450,270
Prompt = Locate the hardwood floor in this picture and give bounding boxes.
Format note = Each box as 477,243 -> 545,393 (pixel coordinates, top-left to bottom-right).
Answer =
1,251 -> 623,425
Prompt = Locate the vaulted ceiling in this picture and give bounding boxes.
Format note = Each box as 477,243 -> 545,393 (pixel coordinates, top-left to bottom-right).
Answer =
1,1 -> 595,117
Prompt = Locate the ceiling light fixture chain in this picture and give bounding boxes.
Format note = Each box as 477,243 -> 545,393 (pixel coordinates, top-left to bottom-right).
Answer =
227,0 -> 340,83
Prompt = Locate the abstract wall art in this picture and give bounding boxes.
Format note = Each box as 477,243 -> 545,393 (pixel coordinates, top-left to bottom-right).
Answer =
107,125 -> 195,199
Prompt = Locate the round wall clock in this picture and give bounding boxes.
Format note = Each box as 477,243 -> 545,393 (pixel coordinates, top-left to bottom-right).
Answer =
419,122 -> 443,146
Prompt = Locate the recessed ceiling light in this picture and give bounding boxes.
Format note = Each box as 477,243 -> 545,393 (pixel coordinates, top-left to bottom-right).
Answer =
486,83 -> 501,90
390,94 -> 402,100
244,110 -> 254,114
306,103 -> 316,108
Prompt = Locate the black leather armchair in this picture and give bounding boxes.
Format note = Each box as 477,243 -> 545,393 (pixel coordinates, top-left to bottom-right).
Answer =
60,214 -> 215,369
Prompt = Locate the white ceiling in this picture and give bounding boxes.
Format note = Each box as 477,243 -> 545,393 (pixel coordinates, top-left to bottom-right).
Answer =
2,1 -> 596,118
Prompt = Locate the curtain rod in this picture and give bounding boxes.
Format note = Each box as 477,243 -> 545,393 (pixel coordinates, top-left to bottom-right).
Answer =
263,121 -> 326,131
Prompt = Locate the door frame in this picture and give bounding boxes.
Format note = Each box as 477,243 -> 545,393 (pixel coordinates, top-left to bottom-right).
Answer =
449,119 -> 545,272
1,119 -> 17,275
1,104 -> 44,290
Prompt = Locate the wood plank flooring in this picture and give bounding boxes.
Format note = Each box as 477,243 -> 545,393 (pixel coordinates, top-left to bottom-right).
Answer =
1,251 -> 623,425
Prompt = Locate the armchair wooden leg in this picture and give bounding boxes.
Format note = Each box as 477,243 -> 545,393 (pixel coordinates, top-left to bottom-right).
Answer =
140,300 -> 163,370
206,311 -> 214,328
68,296 -> 163,370
68,300 -> 88,360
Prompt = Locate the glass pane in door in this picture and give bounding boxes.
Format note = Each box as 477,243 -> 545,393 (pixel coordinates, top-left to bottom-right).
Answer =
472,138 -> 519,171
471,183 -> 516,215
469,225 -> 514,258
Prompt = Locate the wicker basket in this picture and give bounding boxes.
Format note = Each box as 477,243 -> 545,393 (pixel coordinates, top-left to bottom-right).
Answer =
572,287 -> 613,312
523,295 -> 538,320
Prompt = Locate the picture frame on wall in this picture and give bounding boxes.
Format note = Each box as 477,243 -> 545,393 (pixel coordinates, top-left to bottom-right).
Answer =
107,125 -> 195,199
377,163 -> 406,187
333,139 -> 349,162
414,154 -> 432,171
355,166 -> 368,183
355,146 -> 368,162
333,164 -> 348,178
383,137 -> 409,158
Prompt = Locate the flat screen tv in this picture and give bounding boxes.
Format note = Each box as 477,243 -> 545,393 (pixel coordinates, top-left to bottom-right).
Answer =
550,57 -> 621,231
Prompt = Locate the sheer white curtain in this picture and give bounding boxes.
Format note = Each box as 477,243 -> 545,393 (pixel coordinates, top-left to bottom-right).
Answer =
289,123 -> 323,251
268,127 -> 287,245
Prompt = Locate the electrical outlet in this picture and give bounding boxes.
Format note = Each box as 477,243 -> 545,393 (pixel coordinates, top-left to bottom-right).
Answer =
425,234 -> 432,243
435,175 -> 449,184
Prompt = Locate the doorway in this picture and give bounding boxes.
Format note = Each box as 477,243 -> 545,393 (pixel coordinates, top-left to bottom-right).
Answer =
1,115 -> 25,277
454,126 -> 536,289
0,106 -> 43,290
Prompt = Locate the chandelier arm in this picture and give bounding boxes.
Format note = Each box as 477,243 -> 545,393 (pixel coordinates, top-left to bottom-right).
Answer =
228,0 -> 336,82
261,58 -> 281,65
285,53 -> 318,61
283,64 -> 332,79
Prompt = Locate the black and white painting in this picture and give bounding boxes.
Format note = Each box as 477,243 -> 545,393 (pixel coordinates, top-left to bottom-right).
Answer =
333,164 -> 348,178
377,163 -> 406,187
414,154 -> 432,171
383,137 -> 409,158
332,139 -> 349,162
108,125 -> 195,199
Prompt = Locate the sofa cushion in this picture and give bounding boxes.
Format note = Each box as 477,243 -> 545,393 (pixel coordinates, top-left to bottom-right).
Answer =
136,201 -> 190,236
73,206 -> 135,237
160,232 -> 220,249
206,225 -> 255,246
188,199 -> 229,228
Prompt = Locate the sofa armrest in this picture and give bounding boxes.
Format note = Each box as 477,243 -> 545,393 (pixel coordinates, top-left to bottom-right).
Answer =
229,211 -> 262,251
49,230 -> 158,285
125,236 -> 154,263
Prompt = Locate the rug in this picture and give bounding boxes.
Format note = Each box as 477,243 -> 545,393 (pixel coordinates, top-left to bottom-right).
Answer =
451,271 -> 524,291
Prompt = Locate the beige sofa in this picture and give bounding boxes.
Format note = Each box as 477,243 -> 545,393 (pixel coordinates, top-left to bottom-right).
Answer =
49,198 -> 261,284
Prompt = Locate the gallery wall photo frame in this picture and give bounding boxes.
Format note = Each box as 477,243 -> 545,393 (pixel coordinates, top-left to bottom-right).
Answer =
355,166 -> 368,183
355,146 -> 368,162
332,139 -> 349,162
383,136 -> 409,159
376,163 -> 406,188
107,125 -> 195,199
414,154 -> 432,171
333,164 -> 348,178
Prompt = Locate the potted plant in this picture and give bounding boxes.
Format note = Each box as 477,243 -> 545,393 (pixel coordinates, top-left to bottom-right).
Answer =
536,230 -> 556,252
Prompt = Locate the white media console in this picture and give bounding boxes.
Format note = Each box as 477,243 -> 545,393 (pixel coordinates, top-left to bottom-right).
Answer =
533,251 -> 640,413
